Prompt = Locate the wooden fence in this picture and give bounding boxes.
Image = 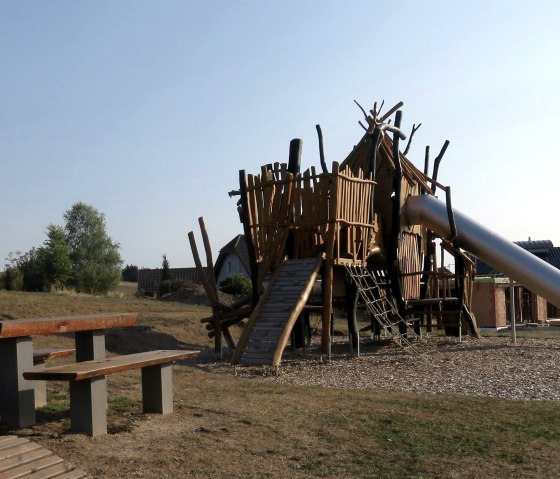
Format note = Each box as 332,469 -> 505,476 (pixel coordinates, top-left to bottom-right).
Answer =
243,162 -> 378,282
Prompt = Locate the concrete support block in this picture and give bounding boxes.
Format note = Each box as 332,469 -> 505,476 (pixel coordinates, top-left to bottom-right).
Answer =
70,376 -> 107,436
75,330 -> 106,361
142,364 -> 173,414
0,337 -> 36,427
32,360 -> 48,408
75,330 -> 107,409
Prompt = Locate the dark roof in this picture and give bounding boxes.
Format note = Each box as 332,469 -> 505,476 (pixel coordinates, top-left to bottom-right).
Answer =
214,235 -> 250,278
514,240 -> 553,252
475,239 -> 560,276
474,258 -> 500,276
548,247 -> 560,269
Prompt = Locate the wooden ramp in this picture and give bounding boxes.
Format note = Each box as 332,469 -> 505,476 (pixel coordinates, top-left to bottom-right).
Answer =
232,257 -> 323,367
0,435 -> 88,478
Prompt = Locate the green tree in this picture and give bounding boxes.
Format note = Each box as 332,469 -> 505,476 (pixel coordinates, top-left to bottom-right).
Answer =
161,254 -> 170,281
17,247 -> 50,292
3,251 -> 24,291
121,264 -> 139,282
64,202 -> 122,295
42,224 -> 72,290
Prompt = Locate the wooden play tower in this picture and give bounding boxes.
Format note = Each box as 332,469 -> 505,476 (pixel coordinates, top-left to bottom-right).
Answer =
190,100 -> 479,367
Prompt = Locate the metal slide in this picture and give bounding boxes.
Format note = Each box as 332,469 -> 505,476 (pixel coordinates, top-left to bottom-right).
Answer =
404,195 -> 560,308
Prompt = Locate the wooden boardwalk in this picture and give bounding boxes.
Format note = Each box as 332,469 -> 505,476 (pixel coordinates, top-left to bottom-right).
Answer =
233,258 -> 322,367
0,435 -> 88,478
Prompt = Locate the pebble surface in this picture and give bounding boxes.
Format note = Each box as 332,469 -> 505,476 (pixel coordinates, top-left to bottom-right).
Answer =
199,335 -> 560,401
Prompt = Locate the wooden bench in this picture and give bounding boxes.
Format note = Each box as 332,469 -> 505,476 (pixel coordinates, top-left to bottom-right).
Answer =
24,349 -> 199,436
32,348 -> 76,408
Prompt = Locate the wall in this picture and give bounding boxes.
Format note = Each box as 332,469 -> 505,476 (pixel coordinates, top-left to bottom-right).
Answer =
216,253 -> 250,284
471,280 -> 507,328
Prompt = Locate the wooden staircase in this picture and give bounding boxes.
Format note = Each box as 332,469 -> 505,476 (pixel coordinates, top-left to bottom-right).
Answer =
232,257 -> 323,367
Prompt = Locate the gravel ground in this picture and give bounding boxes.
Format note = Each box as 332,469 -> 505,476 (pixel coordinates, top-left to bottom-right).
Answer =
198,335 -> 560,401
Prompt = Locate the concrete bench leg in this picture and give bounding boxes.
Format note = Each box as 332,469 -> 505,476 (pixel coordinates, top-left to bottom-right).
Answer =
32,360 -> 48,408
0,337 -> 36,427
142,364 -> 173,414
70,376 -> 107,436
75,330 -> 107,410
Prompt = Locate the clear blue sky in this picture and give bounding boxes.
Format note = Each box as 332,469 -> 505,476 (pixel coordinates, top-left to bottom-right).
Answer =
1,0 -> 559,269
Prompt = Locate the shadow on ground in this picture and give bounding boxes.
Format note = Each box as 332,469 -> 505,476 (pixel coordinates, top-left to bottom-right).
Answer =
105,326 -> 202,355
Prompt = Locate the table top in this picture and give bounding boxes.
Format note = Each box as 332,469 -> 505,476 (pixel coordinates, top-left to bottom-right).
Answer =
0,313 -> 138,339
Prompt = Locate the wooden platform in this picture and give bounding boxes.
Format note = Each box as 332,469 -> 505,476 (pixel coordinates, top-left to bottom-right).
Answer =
0,435 -> 88,478
232,257 -> 323,367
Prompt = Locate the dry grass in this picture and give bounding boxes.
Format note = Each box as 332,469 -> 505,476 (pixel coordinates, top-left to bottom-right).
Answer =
1,289 -> 559,478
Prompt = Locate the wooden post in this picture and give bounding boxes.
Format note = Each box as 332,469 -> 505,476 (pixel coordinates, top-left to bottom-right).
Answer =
197,217 -> 222,354
321,162 -> 339,356
239,170 -> 260,307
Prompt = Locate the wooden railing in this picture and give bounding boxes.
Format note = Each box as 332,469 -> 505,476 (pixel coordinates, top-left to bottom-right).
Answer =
243,162 -> 377,279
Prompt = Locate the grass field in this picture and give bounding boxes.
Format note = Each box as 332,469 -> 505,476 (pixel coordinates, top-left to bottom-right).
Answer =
1,286 -> 559,478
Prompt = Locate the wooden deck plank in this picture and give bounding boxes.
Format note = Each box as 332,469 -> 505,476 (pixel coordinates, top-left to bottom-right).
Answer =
1,454 -> 62,479
0,441 -> 42,461
0,448 -> 52,474
0,437 -> 88,479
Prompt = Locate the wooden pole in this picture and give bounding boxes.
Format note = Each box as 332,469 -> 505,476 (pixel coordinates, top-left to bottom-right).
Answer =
510,278 -> 516,343
239,170 -> 260,307
321,162 -> 339,356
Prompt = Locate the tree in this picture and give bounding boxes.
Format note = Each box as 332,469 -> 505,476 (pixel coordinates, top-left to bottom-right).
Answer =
3,251 -> 24,291
17,247 -> 50,292
122,264 -> 139,282
161,254 -> 170,281
42,224 -> 72,290
64,202 -> 122,295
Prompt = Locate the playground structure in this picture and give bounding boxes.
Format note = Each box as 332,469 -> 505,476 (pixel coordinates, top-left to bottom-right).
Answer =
189,99 -> 560,367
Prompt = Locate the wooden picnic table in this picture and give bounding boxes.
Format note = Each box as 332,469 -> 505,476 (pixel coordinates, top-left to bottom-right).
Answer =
0,312 -> 137,428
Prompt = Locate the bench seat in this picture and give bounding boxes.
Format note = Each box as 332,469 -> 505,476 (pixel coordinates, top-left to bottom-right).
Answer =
24,349 -> 199,436
33,348 -> 76,364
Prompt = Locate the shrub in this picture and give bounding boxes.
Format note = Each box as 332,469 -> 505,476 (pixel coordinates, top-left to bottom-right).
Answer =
219,274 -> 252,297
159,279 -> 191,296
4,268 -> 24,291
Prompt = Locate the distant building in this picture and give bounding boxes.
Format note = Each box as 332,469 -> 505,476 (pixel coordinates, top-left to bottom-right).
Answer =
137,235 -> 251,295
214,234 -> 250,284
472,239 -> 560,326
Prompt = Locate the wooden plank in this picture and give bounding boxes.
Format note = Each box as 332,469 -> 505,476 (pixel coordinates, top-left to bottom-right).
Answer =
0,448 -> 52,474
24,461 -> 74,479
33,348 -> 75,363
1,454 -> 62,479
0,437 -> 24,450
24,350 -> 199,382
0,314 -> 137,339
0,441 -> 42,460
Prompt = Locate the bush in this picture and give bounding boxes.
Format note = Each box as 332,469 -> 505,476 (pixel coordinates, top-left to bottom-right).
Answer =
159,279 -> 191,297
4,268 -> 24,291
219,274 -> 252,297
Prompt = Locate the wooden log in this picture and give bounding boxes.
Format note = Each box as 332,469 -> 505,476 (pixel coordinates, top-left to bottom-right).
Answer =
239,170 -> 260,306
188,232 -> 220,307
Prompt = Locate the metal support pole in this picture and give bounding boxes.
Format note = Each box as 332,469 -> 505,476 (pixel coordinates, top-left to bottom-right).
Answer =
510,278 -> 516,343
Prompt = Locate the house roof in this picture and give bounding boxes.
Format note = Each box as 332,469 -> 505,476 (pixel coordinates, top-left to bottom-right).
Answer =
475,239 -> 560,276
214,234 -> 251,278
